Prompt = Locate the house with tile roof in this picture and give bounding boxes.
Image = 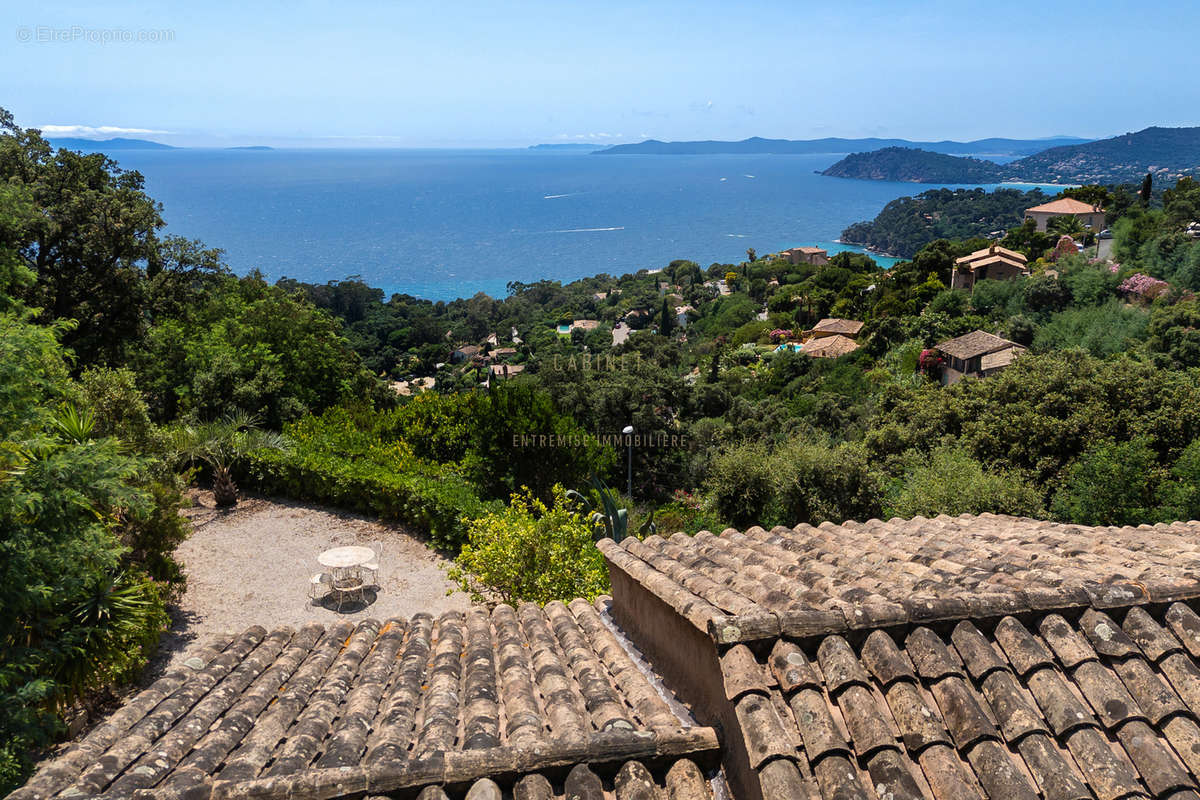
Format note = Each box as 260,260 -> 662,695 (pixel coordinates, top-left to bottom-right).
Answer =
779,247 -> 830,266
950,243 -> 1029,291
801,334 -> 859,359
805,318 -> 865,339
935,330 -> 1024,384
19,510 -> 1200,800
1025,197 -> 1106,233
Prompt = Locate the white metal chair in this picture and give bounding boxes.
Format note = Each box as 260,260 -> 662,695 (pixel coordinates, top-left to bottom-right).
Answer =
309,572 -> 332,602
362,543 -> 381,586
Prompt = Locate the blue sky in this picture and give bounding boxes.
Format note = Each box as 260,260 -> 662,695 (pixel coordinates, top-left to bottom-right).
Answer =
4,0 -> 1198,147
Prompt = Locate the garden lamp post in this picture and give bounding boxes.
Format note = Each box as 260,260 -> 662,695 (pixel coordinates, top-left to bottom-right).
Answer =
622,425 -> 634,501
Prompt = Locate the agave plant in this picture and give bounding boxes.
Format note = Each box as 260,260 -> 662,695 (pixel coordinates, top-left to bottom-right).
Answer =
567,475 -> 655,543
52,403 -> 97,444
169,410 -> 289,507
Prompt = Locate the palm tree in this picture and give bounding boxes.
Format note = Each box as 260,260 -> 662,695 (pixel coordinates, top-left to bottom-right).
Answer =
170,411 -> 289,507
1047,214 -> 1085,236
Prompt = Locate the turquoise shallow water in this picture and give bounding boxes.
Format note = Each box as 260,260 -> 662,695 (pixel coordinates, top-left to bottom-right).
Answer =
110,148 -> 1036,300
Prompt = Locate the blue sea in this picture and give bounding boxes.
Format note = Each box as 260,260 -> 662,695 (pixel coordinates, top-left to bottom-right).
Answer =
108,148 -> 1051,301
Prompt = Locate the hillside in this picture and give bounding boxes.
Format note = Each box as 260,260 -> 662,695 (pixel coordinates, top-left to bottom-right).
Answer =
839,187 -> 1048,257
821,127 -> 1200,184
594,135 -> 1087,157
1007,126 -> 1200,183
821,147 -> 1007,183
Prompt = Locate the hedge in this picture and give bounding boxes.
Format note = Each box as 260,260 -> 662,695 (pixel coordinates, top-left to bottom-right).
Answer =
242,447 -> 496,552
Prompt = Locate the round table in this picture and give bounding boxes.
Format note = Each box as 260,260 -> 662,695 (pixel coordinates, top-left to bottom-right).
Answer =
318,546 -> 375,569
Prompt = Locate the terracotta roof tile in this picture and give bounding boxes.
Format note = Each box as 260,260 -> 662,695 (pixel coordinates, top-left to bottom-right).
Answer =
1025,198 -> 1104,215
12,602 -> 718,800
718,601 -> 1200,800
599,514 -> 1200,646
809,318 -> 865,336
935,330 -> 1020,361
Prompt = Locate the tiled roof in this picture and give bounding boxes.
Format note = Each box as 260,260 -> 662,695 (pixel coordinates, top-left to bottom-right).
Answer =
11,600 -> 717,800
935,331 -> 1019,361
802,334 -> 859,359
980,346 -> 1024,371
955,245 -> 1027,267
1026,198 -> 1103,215
596,515 -> 1200,645
721,601 -> 1200,800
810,319 -> 865,336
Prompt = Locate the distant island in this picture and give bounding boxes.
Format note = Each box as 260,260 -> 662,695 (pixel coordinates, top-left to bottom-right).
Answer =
594,135 -> 1089,158
227,145 -> 274,151
821,126 -> 1200,184
47,136 -> 175,150
822,147 -> 1007,183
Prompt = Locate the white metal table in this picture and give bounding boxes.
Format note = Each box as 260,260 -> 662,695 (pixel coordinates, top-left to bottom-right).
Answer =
317,546 -> 375,611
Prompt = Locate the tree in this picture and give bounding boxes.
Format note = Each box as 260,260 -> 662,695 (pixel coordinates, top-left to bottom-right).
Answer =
0,113 -> 166,365
1140,172 -> 1154,207
0,312 -> 169,791
1051,439 -> 1162,525
660,297 -> 675,336
1047,214 -> 1085,236
746,247 -> 757,262
169,411 -> 290,506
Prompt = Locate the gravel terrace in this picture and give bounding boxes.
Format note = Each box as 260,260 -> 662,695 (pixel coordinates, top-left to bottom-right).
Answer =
151,491 -> 471,677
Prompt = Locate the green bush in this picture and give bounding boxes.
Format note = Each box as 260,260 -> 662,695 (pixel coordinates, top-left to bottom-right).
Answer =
0,313 -> 171,793
1051,438 -> 1164,526
448,485 -> 609,604
707,437 -> 882,527
886,447 -> 1045,518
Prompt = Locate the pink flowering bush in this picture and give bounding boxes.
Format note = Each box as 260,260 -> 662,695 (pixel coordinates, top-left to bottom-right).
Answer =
768,328 -> 792,342
1119,273 -> 1169,301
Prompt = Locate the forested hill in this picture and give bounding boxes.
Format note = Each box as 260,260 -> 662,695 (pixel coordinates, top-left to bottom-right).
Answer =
1008,126 -> 1200,183
594,135 -> 1088,157
822,127 -> 1200,184
839,187 -> 1049,257
821,147 -> 1007,183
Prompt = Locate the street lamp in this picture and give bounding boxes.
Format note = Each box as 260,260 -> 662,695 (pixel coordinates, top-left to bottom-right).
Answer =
621,425 -> 634,501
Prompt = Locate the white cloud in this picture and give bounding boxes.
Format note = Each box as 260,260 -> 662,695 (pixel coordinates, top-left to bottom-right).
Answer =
556,132 -> 623,141
37,124 -> 172,139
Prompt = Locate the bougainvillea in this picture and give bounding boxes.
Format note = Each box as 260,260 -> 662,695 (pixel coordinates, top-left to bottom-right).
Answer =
1119,272 -> 1170,301
769,328 -> 792,342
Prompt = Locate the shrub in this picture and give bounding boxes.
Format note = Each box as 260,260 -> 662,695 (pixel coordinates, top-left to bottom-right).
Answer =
1051,439 -> 1164,526
707,437 -> 882,527
244,443 -> 493,553
886,448 -> 1045,518
448,486 -> 609,604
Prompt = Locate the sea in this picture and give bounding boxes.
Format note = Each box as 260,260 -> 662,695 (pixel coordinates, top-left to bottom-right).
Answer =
106,148 -> 1054,301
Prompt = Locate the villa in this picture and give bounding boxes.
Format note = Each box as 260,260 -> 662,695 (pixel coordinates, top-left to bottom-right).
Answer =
486,363 -> 525,384
1024,197 -> 1106,232
805,317 -> 864,339
778,246 -> 829,266
801,333 -> 859,358
935,329 -> 1024,384
949,243 -> 1029,291
449,344 -> 481,362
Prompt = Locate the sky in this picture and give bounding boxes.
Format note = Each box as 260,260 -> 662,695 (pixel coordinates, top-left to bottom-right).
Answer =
3,0 -> 1199,148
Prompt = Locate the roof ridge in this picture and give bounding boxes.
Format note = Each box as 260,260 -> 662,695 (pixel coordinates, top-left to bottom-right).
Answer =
701,580 -> 1200,645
